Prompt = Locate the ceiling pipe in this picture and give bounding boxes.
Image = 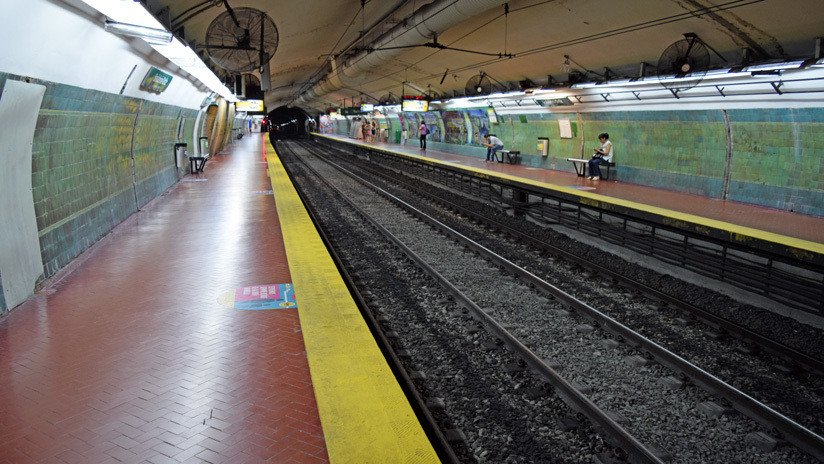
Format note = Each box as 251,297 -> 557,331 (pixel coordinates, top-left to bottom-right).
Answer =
336,0 -> 412,61
293,0 -> 410,100
296,0 -> 504,105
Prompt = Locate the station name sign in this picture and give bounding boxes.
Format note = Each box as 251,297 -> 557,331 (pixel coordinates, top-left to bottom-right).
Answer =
235,100 -> 265,112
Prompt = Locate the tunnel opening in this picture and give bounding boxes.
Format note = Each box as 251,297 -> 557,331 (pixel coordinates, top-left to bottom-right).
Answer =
267,106 -> 311,141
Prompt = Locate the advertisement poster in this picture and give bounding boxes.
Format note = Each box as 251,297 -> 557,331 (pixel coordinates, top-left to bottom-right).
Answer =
139,67 -> 173,94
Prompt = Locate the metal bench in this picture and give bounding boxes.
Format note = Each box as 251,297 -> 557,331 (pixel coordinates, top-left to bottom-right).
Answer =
189,156 -> 207,174
499,150 -> 521,164
566,157 -> 616,179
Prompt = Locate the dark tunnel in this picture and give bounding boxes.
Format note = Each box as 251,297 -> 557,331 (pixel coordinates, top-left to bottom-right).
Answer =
267,105 -> 311,141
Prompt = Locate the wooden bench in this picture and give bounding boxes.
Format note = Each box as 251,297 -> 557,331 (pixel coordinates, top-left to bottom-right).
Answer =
566,157 -> 616,179
499,150 -> 521,164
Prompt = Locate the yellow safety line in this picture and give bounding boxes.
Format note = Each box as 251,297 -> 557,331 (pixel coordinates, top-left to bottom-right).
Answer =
266,142 -> 440,464
316,133 -> 824,258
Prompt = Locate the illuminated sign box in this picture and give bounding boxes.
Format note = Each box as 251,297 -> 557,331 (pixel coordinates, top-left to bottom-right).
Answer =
486,107 -> 498,124
402,99 -> 429,112
360,103 -> 374,112
139,67 -> 173,94
235,100 -> 264,112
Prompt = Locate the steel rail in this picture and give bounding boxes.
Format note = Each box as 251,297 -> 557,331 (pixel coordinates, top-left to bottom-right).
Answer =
298,141 -> 824,462
285,141 -> 665,463
323,142 -> 824,376
275,142 -> 462,464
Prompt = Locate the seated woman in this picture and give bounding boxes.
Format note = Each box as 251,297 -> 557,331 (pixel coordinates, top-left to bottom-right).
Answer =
588,133 -> 614,180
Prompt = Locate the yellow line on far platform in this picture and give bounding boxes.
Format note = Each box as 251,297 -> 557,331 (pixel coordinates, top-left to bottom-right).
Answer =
315,133 -> 824,258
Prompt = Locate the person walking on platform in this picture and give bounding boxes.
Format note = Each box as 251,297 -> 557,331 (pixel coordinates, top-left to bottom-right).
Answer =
588,133 -> 613,180
419,121 -> 428,150
482,133 -> 504,162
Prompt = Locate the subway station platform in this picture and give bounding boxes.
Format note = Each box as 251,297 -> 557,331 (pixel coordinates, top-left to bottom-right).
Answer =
316,133 -> 824,254
0,134 -> 437,463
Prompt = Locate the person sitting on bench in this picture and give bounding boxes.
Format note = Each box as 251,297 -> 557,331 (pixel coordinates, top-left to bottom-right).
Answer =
588,132 -> 614,180
482,134 -> 504,162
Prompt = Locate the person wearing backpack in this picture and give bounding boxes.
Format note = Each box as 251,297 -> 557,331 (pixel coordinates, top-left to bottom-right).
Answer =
419,121 -> 428,150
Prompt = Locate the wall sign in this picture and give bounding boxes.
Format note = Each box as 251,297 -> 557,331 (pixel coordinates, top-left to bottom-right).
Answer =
236,100 -> 265,112
559,119 -> 573,139
139,67 -> 173,94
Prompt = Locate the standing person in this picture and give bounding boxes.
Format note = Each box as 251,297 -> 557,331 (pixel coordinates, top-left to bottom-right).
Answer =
482,133 -> 504,162
588,133 -> 614,180
401,126 -> 408,146
362,120 -> 370,142
370,121 -> 377,142
419,121 -> 428,150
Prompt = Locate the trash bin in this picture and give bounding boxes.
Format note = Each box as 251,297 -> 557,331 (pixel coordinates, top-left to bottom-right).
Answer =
537,137 -> 549,157
174,143 -> 187,168
198,137 -> 208,156
394,130 -> 401,144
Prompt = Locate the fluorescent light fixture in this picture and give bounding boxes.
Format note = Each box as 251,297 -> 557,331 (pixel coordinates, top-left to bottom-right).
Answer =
78,0 -> 236,101
530,89 -> 557,97
468,90 -> 525,101
104,20 -> 172,44
744,60 -> 804,72
573,69 -> 754,90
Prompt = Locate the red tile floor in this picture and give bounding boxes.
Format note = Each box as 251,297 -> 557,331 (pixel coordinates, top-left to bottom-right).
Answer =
0,134 -> 329,463
324,135 -> 824,244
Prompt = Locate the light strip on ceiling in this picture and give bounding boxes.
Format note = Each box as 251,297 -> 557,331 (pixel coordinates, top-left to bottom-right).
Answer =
78,0 -> 236,101
744,60 -> 805,72
104,20 -> 172,44
571,69 -> 755,90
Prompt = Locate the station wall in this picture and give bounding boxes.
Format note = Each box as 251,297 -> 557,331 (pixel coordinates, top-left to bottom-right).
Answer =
333,107 -> 824,216
0,76 -> 245,313
0,0 -> 254,312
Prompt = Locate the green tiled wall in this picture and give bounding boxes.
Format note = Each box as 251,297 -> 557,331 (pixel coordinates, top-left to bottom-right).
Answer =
333,107 -> 822,215
726,109 -> 824,213
0,72 -> 200,285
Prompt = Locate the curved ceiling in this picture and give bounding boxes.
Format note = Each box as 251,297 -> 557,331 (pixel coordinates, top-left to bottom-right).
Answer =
156,0 -> 824,111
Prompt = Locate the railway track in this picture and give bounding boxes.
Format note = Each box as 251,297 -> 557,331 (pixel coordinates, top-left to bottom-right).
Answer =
278,140 -> 824,463
304,139 -> 824,435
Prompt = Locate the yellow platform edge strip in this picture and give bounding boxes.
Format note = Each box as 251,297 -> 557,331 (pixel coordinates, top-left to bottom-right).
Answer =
316,133 -> 824,257
266,142 -> 440,464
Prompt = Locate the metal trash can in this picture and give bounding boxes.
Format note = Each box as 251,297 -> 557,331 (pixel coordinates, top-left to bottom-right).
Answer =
537,137 -> 549,157
174,143 -> 188,168
198,137 -> 209,156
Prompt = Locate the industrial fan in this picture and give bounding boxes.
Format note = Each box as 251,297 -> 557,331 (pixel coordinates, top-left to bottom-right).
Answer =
464,72 -> 494,96
656,33 -> 712,92
205,6 -> 279,78
379,93 -> 399,105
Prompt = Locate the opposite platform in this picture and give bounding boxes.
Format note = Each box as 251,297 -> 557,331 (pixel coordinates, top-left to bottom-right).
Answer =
315,133 -> 824,261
